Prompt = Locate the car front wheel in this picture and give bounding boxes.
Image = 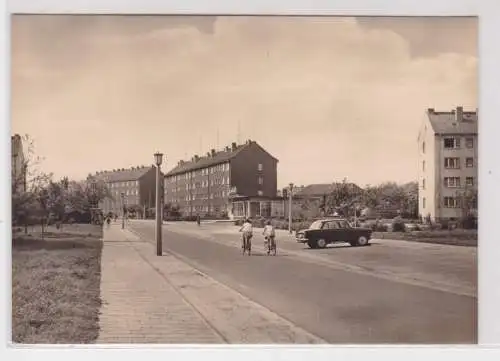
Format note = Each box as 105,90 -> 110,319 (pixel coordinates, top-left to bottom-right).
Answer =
316,238 -> 327,249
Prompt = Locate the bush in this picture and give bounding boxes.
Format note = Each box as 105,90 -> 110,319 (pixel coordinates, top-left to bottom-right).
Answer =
392,218 -> 406,232
373,223 -> 388,232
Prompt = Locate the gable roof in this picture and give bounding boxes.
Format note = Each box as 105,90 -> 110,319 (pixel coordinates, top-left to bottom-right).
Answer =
427,109 -> 478,135
165,140 -> 276,176
92,166 -> 154,183
295,183 -> 362,197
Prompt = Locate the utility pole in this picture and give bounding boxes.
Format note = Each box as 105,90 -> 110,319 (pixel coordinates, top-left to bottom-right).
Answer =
288,183 -> 294,234
154,152 -> 164,256
121,192 -> 125,229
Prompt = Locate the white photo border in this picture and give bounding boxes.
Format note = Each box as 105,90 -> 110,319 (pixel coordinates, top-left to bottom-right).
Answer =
2,0 -> 499,360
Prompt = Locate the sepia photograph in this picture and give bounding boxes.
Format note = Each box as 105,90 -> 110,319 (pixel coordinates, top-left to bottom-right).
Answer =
10,14 -> 478,345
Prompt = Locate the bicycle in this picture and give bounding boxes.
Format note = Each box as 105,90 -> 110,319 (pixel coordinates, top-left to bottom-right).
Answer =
242,232 -> 252,256
265,236 -> 277,256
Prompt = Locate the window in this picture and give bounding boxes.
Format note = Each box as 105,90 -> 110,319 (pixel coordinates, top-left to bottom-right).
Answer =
422,197 -> 426,209
422,160 -> 425,172
258,163 -> 263,171
258,176 -> 264,185
258,190 -> 263,196
444,197 -> 461,208
422,141 -> 426,153
466,137 -> 474,149
444,157 -> 460,169
466,177 -> 474,187
466,157 -> 474,168
444,137 -> 460,149
444,177 -> 461,188
422,179 -> 426,190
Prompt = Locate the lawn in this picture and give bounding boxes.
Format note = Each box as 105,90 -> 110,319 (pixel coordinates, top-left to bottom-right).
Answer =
12,224 -> 103,344
372,229 -> 478,247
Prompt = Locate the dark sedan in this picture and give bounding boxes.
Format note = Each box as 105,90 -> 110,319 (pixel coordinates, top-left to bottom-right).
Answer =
296,218 -> 372,249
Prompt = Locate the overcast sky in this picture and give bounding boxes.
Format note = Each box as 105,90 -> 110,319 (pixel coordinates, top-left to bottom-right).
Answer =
11,15 -> 477,188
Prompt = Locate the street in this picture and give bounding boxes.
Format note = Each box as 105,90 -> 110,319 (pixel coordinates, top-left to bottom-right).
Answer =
129,220 -> 477,344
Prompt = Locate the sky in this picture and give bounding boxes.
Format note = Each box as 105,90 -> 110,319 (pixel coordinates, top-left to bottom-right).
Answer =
11,15 -> 477,189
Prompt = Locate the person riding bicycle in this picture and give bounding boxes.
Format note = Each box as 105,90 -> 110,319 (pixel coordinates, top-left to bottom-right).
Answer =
262,219 -> 276,254
239,218 -> 253,253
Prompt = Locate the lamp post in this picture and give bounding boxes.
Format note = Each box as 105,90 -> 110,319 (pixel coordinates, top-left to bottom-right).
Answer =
120,192 -> 125,229
91,180 -> 97,225
288,182 -> 294,234
154,152 -> 164,256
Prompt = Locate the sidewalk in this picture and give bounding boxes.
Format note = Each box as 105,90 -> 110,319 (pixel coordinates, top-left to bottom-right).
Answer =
97,224 -> 223,343
98,224 -> 325,344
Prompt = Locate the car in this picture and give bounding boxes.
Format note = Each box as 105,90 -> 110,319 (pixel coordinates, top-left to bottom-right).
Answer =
296,218 -> 372,249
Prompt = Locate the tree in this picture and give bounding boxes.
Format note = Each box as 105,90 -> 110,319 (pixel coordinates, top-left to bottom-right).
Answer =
326,179 -> 363,217
11,134 -> 53,233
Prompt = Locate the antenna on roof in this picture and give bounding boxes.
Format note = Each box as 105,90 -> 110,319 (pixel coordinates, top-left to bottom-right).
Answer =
237,120 -> 241,144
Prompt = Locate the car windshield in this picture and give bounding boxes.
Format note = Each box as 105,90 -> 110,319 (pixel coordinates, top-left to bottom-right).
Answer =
309,220 -> 324,230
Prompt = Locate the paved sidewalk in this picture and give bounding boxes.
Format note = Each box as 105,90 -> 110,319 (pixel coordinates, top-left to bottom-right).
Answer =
97,224 -> 223,343
98,224 -> 325,344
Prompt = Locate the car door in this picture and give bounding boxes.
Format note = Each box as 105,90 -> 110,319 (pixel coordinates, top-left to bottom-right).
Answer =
323,220 -> 341,242
336,220 -> 350,242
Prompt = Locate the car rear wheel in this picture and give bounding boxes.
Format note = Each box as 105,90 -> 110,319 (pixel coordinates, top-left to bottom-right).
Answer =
352,236 -> 369,247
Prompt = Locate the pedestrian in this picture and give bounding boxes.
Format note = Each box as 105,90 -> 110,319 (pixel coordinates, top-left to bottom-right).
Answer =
239,218 -> 253,255
262,219 -> 276,255
197,214 -> 201,226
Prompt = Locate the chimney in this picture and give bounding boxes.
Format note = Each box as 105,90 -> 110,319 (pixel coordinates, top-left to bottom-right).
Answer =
427,108 -> 435,114
206,151 -> 211,157
225,146 -> 230,152
456,106 -> 463,122
194,155 -> 199,162
211,149 -> 216,157
231,142 -> 237,151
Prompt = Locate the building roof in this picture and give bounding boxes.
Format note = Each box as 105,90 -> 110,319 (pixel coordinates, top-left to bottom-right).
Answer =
165,140 -> 275,176
295,183 -> 362,197
427,108 -> 478,135
92,166 -> 154,183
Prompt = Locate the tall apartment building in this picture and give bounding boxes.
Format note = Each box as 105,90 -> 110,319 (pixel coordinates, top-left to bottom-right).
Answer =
92,166 -> 159,217
11,134 -> 26,193
417,106 -> 478,222
164,140 -> 278,217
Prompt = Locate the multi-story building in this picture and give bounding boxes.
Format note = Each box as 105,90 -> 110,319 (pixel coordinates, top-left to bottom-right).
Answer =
11,134 -> 26,193
164,140 -> 278,218
417,106 -> 478,222
92,166 -> 159,217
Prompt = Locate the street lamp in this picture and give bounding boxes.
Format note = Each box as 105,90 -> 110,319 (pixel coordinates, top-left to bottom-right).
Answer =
91,180 -> 97,225
154,152 -> 164,256
120,192 -> 125,229
288,182 -> 294,234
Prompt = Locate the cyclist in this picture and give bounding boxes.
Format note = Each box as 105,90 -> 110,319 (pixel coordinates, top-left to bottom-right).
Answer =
239,218 -> 253,255
262,219 -> 276,255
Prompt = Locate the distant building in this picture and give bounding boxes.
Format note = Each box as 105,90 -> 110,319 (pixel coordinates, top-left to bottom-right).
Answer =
164,140 -> 278,218
11,134 -> 26,193
417,106 -> 478,222
93,166 -> 159,217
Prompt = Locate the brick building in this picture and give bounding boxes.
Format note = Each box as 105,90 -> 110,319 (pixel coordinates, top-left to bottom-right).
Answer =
164,140 -> 278,218
93,166 -> 159,217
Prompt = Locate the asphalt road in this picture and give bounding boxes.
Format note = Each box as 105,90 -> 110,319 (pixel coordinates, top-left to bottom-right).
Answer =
129,221 -> 477,344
